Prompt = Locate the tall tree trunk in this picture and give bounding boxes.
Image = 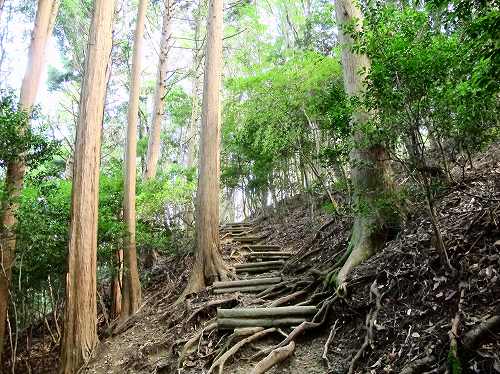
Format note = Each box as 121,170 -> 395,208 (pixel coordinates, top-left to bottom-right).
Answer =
144,0 -> 173,180
184,0 -> 203,226
184,75 -> 201,226
334,0 -> 397,288
186,77 -> 200,170
59,0 -> 114,371
0,0 -> 59,361
122,0 -> 148,318
111,248 -> 123,319
182,0 -> 227,297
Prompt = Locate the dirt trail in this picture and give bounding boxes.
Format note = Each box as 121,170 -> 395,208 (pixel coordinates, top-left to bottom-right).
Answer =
85,147 -> 500,374
10,146 -> 497,374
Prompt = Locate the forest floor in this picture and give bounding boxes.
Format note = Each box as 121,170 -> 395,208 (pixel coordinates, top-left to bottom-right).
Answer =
4,145 -> 500,374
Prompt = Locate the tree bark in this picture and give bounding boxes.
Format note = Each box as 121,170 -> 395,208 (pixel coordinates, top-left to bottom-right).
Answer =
334,0 -> 396,287
184,0 -> 204,226
111,248 -> 123,319
58,0 -> 114,372
182,0 -> 227,297
144,0 -> 173,180
0,0 -> 59,361
122,0 -> 148,318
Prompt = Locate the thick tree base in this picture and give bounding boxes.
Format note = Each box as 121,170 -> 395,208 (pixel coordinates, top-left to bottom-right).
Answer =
179,247 -> 229,301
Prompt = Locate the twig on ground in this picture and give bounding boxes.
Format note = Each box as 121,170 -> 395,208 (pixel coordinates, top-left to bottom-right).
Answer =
446,283 -> 465,374
322,319 -> 339,370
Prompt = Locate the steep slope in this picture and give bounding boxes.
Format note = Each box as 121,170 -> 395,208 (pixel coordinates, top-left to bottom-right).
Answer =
4,147 -> 499,374
83,147 -> 499,374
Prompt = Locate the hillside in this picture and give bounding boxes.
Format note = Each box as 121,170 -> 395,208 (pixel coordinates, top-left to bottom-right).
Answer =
68,146 -> 500,374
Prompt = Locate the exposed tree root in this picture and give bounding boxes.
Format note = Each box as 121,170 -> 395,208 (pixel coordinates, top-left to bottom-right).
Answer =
109,312 -> 142,336
186,297 -> 239,324
235,265 -> 283,274
251,294 -> 336,360
322,319 -> 339,371
217,306 -> 317,319
213,327 -> 264,361
214,284 -> 275,294
462,315 -> 500,350
218,317 -> 307,329
178,319 -> 217,366
347,280 -> 382,374
296,291 -> 331,306
250,341 -> 295,374
400,355 -> 437,374
207,327 -> 277,374
213,277 -> 281,289
446,285 -> 465,374
324,243 -> 353,289
256,280 -> 291,298
268,290 -> 307,307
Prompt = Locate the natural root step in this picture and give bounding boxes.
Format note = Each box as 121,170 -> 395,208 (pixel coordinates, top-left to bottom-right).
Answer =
247,257 -> 290,262
221,224 -> 253,230
242,245 -> 282,251
234,237 -> 266,243
213,284 -> 273,294
248,252 -> 291,258
235,261 -> 284,269
217,306 -> 317,319
218,317 -> 308,329
213,277 -> 282,289
236,267 -> 282,273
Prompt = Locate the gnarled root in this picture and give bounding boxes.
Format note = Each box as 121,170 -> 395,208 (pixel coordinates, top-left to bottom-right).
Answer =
250,341 -> 295,374
347,280 -> 382,374
268,290 -> 307,307
251,295 -> 336,360
178,319 -> 217,367
463,315 -> 500,350
446,284 -> 465,374
322,319 -> 339,370
185,296 -> 239,325
400,355 -> 436,374
207,328 -> 277,374
214,327 -> 264,361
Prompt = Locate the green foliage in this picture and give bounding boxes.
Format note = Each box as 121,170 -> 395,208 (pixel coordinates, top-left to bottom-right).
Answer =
321,201 -> 338,215
165,87 -> 192,128
360,5 -> 499,165
222,51 -> 349,193
9,157 -> 193,327
15,179 -> 71,292
0,90 -> 59,169
137,164 -> 196,221
47,65 -> 78,91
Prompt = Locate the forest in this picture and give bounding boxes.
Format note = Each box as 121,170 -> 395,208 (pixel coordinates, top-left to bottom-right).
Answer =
0,0 -> 498,373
